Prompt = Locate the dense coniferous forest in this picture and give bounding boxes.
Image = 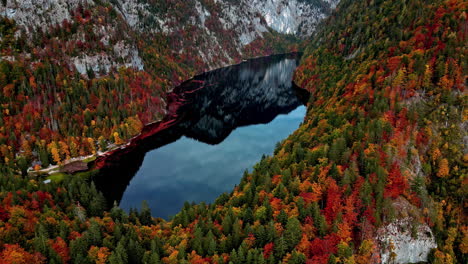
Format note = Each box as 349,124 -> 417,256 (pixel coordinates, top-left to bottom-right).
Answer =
0,0 -> 466,263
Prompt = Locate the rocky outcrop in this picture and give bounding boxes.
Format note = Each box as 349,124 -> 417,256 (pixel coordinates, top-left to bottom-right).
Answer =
112,0 -> 337,38
377,218 -> 437,264
0,0 -> 142,75
108,0 -> 338,69
0,0 -> 338,73
1,0 -> 95,31
246,0 -> 337,36
375,197 -> 437,263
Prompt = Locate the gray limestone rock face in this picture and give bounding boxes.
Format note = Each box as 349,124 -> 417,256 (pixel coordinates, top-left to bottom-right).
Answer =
376,218 -> 437,264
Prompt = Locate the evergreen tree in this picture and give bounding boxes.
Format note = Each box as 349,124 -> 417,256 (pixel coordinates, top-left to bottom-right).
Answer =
33,224 -> 49,258
111,202 -> 128,222
274,236 -> 287,260
243,207 -> 254,224
39,146 -> 50,167
109,239 -> 128,264
276,209 -> 288,226
290,250 -> 307,264
16,156 -> 28,176
86,220 -> 102,246
237,244 -> 246,263
232,219 -> 243,249
139,200 -> 153,225
328,254 -> 337,264
273,182 -> 287,199
312,202 -> 327,237
128,238 -> 144,264
360,180 -> 373,206
70,236 -> 89,263
191,227 -> 204,255
246,249 -> 255,264
222,208 -> 234,235
206,231 -> 217,256
229,249 -> 239,263
148,252 -> 161,264
151,236 -> 164,257
284,217 -> 302,251
265,221 -> 278,243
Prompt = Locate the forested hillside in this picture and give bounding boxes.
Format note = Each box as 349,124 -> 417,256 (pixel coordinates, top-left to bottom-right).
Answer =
0,0 -> 334,173
0,0 -> 466,263
293,0 -> 467,262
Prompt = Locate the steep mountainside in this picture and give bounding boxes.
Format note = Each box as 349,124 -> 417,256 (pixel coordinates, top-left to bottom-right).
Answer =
294,0 -> 466,262
2,0 -> 336,71
0,0 -> 336,171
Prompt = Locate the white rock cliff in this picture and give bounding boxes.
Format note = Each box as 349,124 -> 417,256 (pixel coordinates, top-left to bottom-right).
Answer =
0,0 -> 337,72
377,218 -> 437,263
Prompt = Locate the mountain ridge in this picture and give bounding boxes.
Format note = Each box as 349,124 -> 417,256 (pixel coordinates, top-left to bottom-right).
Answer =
1,0 -> 336,72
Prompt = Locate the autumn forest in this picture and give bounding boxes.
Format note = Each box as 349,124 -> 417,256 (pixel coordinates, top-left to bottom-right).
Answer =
0,0 -> 466,263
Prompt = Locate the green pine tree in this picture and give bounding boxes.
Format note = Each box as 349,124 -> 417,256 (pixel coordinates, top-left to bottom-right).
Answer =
284,217 -> 302,251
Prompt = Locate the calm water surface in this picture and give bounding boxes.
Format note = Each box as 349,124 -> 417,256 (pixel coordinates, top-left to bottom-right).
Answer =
95,54 -> 309,219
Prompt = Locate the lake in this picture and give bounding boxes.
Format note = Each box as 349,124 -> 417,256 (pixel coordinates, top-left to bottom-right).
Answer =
94,53 -> 309,219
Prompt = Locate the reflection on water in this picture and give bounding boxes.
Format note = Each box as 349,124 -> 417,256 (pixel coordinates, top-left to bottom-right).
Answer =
94,53 -> 309,219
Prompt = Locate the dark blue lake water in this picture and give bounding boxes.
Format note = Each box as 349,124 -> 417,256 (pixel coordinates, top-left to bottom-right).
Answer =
95,53 -> 309,219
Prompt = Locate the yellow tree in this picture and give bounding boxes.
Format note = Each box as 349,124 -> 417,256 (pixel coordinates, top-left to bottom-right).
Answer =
432,147 -> 442,161
48,142 -> 61,165
423,64 -> 433,90
438,62 -> 453,91
69,137 -> 78,158
460,226 -> 468,255
21,139 -> 33,159
393,67 -> 407,89
87,138 -> 96,155
437,158 -> 450,178
113,132 -> 123,145
356,239 -> 375,264
88,246 -> 110,264
125,115 -> 143,137
59,141 -> 70,161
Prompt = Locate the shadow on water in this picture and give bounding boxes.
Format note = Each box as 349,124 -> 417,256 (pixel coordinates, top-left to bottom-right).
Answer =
93,53 -> 310,218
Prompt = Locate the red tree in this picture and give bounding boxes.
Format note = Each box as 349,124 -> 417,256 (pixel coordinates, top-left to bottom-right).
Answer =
384,162 -> 408,199
263,242 -> 274,259
324,179 -> 342,224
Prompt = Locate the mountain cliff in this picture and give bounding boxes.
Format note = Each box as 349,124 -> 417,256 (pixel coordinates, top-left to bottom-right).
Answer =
1,0 -> 336,72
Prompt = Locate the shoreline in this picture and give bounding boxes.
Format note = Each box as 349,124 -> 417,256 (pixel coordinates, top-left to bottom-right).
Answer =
30,52 -> 303,177
28,81 -> 195,177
